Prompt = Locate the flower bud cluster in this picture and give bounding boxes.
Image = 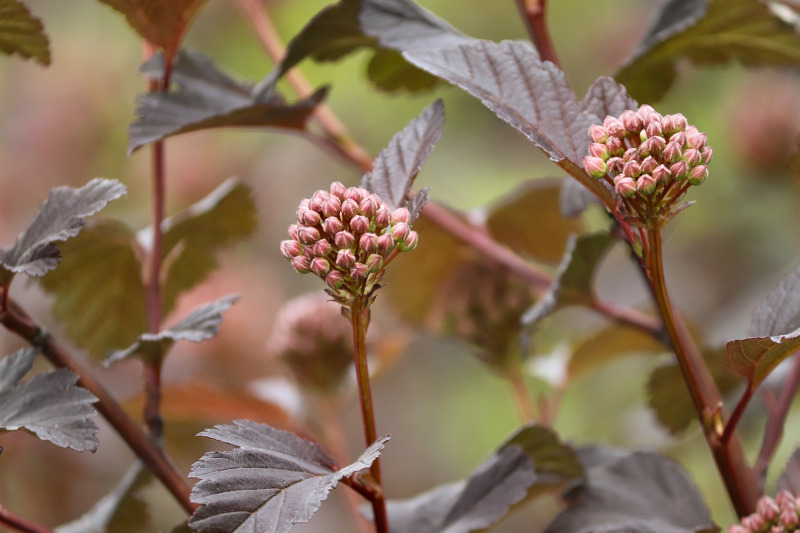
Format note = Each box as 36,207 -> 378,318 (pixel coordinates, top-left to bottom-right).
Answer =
583,105 -> 712,219
280,182 -> 418,299
728,492 -> 800,533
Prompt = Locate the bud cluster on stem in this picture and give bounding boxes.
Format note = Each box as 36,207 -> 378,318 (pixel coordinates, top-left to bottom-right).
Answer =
729,492 -> 800,533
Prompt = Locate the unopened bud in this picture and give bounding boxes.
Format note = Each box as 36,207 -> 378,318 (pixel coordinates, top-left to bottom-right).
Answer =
589,142 -> 610,160
326,270 -> 344,289
297,226 -> 320,245
637,104 -> 656,118
330,181 -> 347,199
758,497 -> 780,522
359,232 -> 379,253
399,230 -> 418,251
308,194 -> 325,213
311,257 -> 331,276
670,161 -> 689,181
672,113 -> 688,132
391,208 -> 411,224
776,491 -> 794,509
321,196 -> 342,218
299,208 -> 321,227
641,156 -> 658,174
589,124 -> 609,143
350,262 -> 368,280
280,240 -> 303,259
620,110 -> 644,134
688,165 -> 708,185
606,137 -> 624,156
344,186 -> 365,203
622,160 -> 641,178
622,147 -> 640,162
645,121 -> 663,138
604,116 -> 626,138
334,231 -> 355,249
374,206 -> 392,229
781,509 -> 798,527
653,164 -> 671,182
637,174 -> 657,195
688,132 -> 707,151
615,176 -> 637,198
336,249 -> 356,269
670,131 -> 687,148
606,157 -> 624,174
341,198 -> 359,219
741,515 -> 765,531
663,141 -> 683,163
584,156 -> 608,179
639,135 -> 665,157
377,233 -> 395,254
288,224 -> 299,241
661,114 -> 676,135
291,256 -> 311,274
701,146 -> 713,164
365,254 -> 383,273
322,216 -> 344,235
391,222 -> 411,242
683,148 -> 702,166
311,239 -> 332,257
350,215 -> 370,234
359,194 -> 381,218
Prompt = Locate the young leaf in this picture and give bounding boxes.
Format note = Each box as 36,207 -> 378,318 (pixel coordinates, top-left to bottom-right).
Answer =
156,179 -> 257,316
361,99 -> 443,218
544,449 -> 717,533
777,448 -> 800,495
616,0 -> 800,102
726,327 -> 800,390
484,178 -> 583,264
189,420 -> 389,533
0,178 -> 126,280
97,0 -> 209,61
56,462 -> 153,533
106,295 -> 239,366
38,220 -> 147,360
568,324 -> 663,381
128,50 -> 328,153
751,264 -> 800,337
386,424 -> 583,533
0,348 -> 98,451
0,0 -> 50,65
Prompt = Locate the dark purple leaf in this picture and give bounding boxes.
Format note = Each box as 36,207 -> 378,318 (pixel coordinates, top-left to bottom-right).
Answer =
361,99 -> 443,218
545,449 -> 717,533
0,178 -> 126,280
189,420 -> 389,533
128,50 -> 327,153
0,0 -> 50,65
0,348 -> 98,451
778,448 -> 800,495
726,327 -> 800,389
106,295 -> 239,366
751,264 -> 800,337
616,0 -> 800,102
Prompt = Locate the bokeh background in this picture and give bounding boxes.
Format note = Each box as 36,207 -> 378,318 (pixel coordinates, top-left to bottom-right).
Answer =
1,0 -> 800,531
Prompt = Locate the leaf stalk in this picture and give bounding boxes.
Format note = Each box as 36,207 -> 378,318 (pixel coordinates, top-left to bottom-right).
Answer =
0,505 -> 53,533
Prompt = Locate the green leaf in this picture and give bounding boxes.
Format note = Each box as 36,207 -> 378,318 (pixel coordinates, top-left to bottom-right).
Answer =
96,0 -> 208,60
726,327 -> 800,389
38,220 -> 147,360
616,0 -> 800,102
485,179 -> 583,265
158,179 -> 257,317
568,324 -> 664,381
0,0 -> 50,65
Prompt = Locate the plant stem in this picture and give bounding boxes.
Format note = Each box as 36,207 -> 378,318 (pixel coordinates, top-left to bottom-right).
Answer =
0,505 -> 53,533
0,298 -> 196,514
645,223 -> 759,517
348,296 -> 388,533
513,0 -> 562,68
507,364 -> 537,422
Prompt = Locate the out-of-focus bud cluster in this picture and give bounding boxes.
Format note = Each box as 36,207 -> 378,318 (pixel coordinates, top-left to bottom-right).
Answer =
280,182 -> 418,302
728,492 -> 800,533
582,105 -> 712,221
268,292 -> 354,394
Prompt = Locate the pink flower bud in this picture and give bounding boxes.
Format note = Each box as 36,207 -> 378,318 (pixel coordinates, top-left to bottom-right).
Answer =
672,113 -> 688,132
642,110 -> 663,127
742,514 -> 765,531
326,270 -> 344,289
374,206 -> 392,229
303,246 -> 314,259
637,104 -> 656,118
622,160 -> 641,178
701,146 -> 713,164
639,135 -> 665,157
391,208 -> 411,224
350,215 -> 370,234
321,196 -> 342,218
288,224 -> 299,241
391,222 -> 410,242
291,256 -> 311,274
640,156 -> 658,174
297,226 -> 320,245
606,137 -> 624,156
670,161 -> 689,181
589,142 -> 609,160
359,194 -> 381,218
620,110 -> 644,134
670,131 -> 687,147
344,186 -> 365,203
606,157 -> 624,174
758,497 -> 780,522
399,230 -> 418,251
350,262 -> 368,280
622,147 -> 640,162
298,208 -> 321,227
661,115 -> 676,135
359,232 -> 379,253
334,230 -> 355,249
589,124 -> 609,143
776,491 -> 794,509
653,164 -> 671,182
781,509 -> 798,527
614,176 -> 637,198
583,156 -> 608,179
330,181 -> 346,199
663,141 -> 683,163
688,132 -> 707,151
683,148 -> 702,166
341,198 -> 359,219
365,254 -> 383,272
280,240 -> 302,259
310,257 -> 331,276
769,526 -> 782,533
322,216 -> 344,235
308,195 -> 324,213
637,174 -> 657,195
689,165 -> 708,185
726,526 -> 751,533
377,233 -> 395,254
606,117 -> 626,138
336,249 -> 356,269
645,121 -> 663,138
311,239 -> 332,257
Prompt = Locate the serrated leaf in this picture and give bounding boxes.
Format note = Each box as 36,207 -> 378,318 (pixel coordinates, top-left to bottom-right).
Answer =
648,348 -> 741,434
484,178 -> 583,264
386,424 -> 583,533
129,50 -> 328,153
0,178 -> 127,280
751,264 -> 800,337
97,0 -> 208,61
56,462 -> 153,533
616,0 -> 800,102
0,0 -> 50,65
189,420 -> 389,533
0,348 -> 98,451
726,327 -> 800,389
544,449 -> 717,533
568,324 -> 664,381
106,295 -> 239,366
38,220 -> 147,360
777,448 -> 800,494
361,99 -> 443,218
156,179 -> 257,317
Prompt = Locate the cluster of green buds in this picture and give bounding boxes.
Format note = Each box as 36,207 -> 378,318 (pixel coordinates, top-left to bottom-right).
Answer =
280,182 -> 418,302
582,104 -> 712,222
728,492 -> 800,533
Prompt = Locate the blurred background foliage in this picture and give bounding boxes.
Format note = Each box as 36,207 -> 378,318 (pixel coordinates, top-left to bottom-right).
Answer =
1,0 -> 800,531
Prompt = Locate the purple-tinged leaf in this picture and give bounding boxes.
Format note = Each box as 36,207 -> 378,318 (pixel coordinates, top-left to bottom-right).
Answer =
726,327 -> 800,389
616,0 -> 800,102
0,348 -> 98,451
544,449 -> 717,533
778,448 -> 800,495
38,220 -> 147,360
361,99 -> 443,218
189,420 -> 389,533
56,462 -> 153,533
0,0 -> 50,65
751,264 -> 800,337
128,50 -> 328,153
106,295 -> 239,366
386,424 -> 583,533
0,178 -> 126,280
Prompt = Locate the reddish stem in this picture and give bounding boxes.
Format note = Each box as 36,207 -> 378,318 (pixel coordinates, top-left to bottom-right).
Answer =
0,505 -> 53,533
513,0 -> 562,68
721,382 -> 754,445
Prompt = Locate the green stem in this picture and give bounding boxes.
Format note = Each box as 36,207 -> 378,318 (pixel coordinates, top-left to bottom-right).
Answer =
645,223 -> 759,517
349,296 -> 389,533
